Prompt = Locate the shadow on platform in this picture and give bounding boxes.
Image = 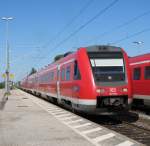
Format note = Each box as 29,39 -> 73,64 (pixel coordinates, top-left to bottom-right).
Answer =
0,95 -> 8,110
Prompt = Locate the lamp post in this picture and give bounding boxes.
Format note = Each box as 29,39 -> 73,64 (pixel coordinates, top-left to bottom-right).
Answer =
1,17 -> 13,95
133,41 -> 144,54
133,41 -> 144,45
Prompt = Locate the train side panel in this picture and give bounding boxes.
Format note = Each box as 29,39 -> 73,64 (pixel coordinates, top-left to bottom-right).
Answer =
130,53 -> 150,106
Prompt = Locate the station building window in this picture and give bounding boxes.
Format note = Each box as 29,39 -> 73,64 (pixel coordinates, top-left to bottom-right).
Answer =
145,66 -> 150,80
133,68 -> 141,80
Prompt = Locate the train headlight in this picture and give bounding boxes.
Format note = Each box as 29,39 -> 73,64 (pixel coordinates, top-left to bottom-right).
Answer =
97,89 -> 105,93
122,88 -> 128,92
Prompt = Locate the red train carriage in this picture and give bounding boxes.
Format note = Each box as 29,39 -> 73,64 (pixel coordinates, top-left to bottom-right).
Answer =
21,45 -> 132,115
129,53 -> 150,107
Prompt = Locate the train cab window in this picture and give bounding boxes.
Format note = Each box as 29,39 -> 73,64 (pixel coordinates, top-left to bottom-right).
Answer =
66,66 -> 71,80
74,61 -> 81,80
61,68 -> 65,80
145,66 -> 150,80
133,68 -> 141,80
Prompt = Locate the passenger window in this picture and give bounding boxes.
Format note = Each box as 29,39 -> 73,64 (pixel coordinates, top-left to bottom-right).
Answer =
145,66 -> 150,80
61,68 -> 65,80
57,70 -> 60,79
50,72 -> 54,81
133,68 -> 141,80
66,66 -> 71,81
74,61 -> 81,80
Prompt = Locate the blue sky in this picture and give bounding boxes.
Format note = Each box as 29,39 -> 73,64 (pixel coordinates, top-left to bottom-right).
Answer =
0,0 -> 150,82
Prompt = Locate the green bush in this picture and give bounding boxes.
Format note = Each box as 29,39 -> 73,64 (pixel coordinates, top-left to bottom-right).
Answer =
0,82 -> 5,89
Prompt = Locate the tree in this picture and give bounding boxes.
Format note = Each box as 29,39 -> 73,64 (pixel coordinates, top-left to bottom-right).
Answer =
29,67 -> 37,75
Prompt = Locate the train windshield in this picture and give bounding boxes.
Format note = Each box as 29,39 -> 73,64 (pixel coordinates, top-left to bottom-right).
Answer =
88,52 -> 125,82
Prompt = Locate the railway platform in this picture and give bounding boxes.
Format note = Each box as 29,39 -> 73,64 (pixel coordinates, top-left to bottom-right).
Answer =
0,89 -> 143,146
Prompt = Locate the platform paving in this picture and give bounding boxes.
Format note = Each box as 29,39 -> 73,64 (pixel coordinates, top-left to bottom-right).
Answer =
0,89 -> 143,146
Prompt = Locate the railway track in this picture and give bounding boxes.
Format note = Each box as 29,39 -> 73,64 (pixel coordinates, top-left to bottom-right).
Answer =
104,119 -> 150,146
81,112 -> 150,146
56,102 -> 150,145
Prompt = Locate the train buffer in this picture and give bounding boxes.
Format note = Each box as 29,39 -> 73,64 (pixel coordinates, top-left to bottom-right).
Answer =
0,89 -> 144,146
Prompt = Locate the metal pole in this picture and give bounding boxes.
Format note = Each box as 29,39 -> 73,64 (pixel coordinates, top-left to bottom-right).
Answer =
1,17 -> 13,95
6,20 -> 9,94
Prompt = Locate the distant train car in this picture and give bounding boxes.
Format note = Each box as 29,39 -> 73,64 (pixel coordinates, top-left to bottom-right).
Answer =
129,53 -> 150,107
21,45 -> 132,115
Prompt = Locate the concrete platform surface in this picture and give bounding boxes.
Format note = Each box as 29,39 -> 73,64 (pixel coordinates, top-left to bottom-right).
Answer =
0,89 -> 143,146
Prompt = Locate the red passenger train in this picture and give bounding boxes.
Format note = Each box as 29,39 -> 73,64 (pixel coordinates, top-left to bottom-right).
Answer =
21,45 -> 132,114
129,53 -> 150,107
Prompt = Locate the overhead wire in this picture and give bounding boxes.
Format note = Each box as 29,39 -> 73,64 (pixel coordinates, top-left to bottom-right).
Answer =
83,9 -> 150,44
36,0 -> 119,67
112,27 -> 150,44
50,0 -> 119,51
33,0 -> 96,68
42,0 -> 95,48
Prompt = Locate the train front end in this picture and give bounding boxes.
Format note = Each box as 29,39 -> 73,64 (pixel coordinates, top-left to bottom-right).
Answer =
76,45 -> 132,115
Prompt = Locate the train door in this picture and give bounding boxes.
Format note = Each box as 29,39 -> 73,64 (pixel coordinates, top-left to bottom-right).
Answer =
57,65 -> 61,103
143,65 -> 150,106
132,67 -> 142,94
72,60 -> 81,105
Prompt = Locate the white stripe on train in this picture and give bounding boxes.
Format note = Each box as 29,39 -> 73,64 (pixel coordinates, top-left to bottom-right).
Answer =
133,94 -> 150,100
130,60 -> 150,66
23,88 -> 96,105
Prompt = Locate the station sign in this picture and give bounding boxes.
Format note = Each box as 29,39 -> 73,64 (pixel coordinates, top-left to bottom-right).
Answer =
2,73 -> 14,79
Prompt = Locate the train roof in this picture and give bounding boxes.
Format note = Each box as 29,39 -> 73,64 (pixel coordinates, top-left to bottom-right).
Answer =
84,45 -> 122,52
129,53 -> 150,63
24,45 -> 124,79
28,51 -> 76,78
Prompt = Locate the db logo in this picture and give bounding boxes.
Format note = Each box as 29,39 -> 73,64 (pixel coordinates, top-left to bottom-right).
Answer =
110,88 -> 116,92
